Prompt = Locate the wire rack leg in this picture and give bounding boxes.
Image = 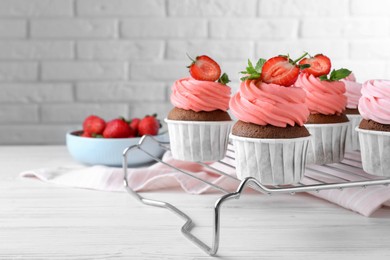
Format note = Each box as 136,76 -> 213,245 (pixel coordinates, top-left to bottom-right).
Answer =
122,142 -> 245,256
124,178 -> 243,256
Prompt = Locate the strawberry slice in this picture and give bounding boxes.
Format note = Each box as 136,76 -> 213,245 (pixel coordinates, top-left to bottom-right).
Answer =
261,56 -> 301,87
187,55 -> 221,81
299,54 -> 331,77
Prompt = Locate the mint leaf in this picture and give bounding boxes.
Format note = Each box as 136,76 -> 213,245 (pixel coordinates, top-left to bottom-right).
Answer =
240,58 -> 264,81
247,59 -> 254,70
319,68 -> 352,81
240,76 -> 249,81
218,72 -> 231,85
248,73 -> 261,80
329,68 -> 352,81
255,58 -> 266,71
319,75 -> 328,81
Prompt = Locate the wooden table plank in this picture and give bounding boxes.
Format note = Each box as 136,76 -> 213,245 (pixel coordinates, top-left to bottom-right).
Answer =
1,146 -> 390,259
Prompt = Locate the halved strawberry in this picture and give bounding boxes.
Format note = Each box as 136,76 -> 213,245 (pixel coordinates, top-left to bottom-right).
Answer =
187,55 -> 221,81
261,56 -> 301,87
299,54 -> 331,77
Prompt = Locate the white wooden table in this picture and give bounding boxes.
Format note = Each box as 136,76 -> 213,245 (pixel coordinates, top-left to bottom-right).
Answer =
1,146 -> 390,259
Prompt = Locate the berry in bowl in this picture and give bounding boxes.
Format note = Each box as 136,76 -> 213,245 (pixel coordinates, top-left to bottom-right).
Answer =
66,114 -> 169,167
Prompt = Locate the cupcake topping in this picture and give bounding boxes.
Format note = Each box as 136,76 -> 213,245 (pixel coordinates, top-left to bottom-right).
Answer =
299,54 -> 331,77
299,53 -> 351,81
318,68 -> 352,82
171,77 -> 231,112
341,73 -> 362,109
295,53 -> 350,115
358,79 -> 390,124
187,54 -> 223,82
240,53 -> 309,87
295,73 -> 347,115
170,55 -> 231,112
230,79 -> 310,127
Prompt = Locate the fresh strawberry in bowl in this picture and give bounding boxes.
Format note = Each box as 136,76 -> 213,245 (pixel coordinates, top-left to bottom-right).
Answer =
82,115 -> 106,136
66,114 -> 168,167
103,118 -> 136,138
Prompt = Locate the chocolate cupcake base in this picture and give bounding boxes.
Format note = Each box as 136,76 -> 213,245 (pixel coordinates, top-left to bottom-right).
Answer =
232,120 -> 310,139
167,107 -> 231,121
306,113 -> 349,124
344,108 -> 360,115
359,119 -> 390,132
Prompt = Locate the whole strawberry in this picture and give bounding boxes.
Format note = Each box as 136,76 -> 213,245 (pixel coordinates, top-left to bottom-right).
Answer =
138,115 -> 160,136
81,131 -> 92,138
129,118 -> 141,136
103,118 -> 134,138
82,115 -> 106,135
187,54 -> 221,81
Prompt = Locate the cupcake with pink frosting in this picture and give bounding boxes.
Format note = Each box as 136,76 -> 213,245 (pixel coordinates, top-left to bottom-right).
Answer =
295,54 -> 351,165
357,79 -> 390,176
230,55 -> 311,185
341,73 -> 363,151
165,55 -> 233,162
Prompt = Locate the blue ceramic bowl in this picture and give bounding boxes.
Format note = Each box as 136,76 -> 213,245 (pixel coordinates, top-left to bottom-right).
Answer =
66,131 -> 169,167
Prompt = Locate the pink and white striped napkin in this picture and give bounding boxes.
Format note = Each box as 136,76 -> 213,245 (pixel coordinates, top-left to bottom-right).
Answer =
20,150 -> 390,217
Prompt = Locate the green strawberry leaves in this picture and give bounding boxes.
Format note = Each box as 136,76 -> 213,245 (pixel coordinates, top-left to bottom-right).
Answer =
319,68 -> 352,81
218,72 -> 231,85
298,64 -> 311,70
240,58 -> 266,81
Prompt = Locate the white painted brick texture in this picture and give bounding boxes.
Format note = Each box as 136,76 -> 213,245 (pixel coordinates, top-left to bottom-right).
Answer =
0,20 -> 26,38
0,41 -> 73,59
41,61 -> 126,80
0,0 -> 73,17
76,0 -> 165,17
1,0 -> 390,144
31,19 -> 118,38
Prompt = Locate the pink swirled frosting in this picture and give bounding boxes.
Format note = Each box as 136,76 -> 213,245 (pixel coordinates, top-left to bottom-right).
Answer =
341,73 -> 362,109
295,73 -> 347,115
229,79 -> 309,127
358,79 -> 390,124
170,77 -> 231,112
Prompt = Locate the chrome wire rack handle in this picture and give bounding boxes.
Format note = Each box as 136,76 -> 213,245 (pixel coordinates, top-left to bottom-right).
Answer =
122,135 -> 225,255
122,135 -> 390,256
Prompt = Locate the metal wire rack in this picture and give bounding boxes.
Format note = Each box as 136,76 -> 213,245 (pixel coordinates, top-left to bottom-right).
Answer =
122,135 -> 390,256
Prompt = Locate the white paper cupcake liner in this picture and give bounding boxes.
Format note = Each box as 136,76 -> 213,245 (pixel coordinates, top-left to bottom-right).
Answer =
165,119 -> 233,162
345,114 -> 362,152
304,122 -> 349,165
356,127 -> 390,177
230,134 -> 311,185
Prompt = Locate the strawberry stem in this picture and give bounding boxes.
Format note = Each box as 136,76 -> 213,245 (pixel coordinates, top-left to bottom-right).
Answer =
186,53 -> 195,63
292,52 -> 308,64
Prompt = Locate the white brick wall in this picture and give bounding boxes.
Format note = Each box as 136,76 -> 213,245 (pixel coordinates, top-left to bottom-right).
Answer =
1,0 -> 390,144
0,20 -> 26,38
